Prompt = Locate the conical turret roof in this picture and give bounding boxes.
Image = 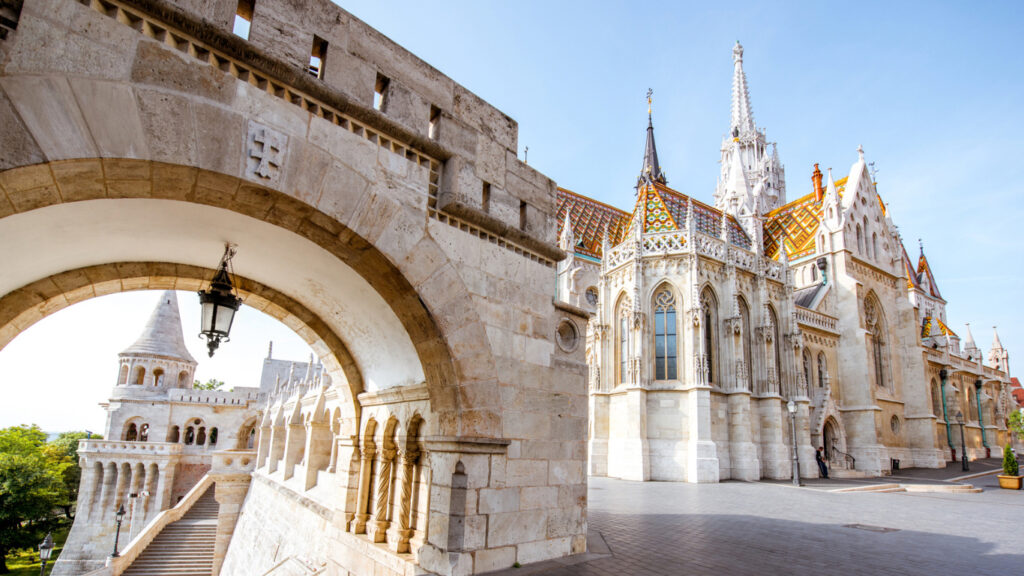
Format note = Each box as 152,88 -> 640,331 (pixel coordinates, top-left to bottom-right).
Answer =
120,291 -> 197,364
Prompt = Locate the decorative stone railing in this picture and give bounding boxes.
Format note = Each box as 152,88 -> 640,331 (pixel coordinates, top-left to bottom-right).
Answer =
79,440 -> 183,457
795,308 -> 839,334
641,231 -> 686,256
104,474 -> 215,576
168,388 -> 263,406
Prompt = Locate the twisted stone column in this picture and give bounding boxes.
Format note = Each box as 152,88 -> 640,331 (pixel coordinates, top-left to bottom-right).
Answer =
387,449 -> 419,553
350,448 -> 373,534
368,448 -> 395,543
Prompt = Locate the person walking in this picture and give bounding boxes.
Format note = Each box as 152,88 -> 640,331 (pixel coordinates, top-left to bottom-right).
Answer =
815,447 -> 829,479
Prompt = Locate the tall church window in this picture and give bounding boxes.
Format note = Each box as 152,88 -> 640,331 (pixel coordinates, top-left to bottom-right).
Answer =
931,379 -> 943,418
864,295 -> 891,389
817,352 -> 827,388
856,224 -> 864,254
863,217 -> 870,258
802,349 -> 812,391
653,288 -> 677,380
968,387 -> 978,421
872,232 -> 878,260
738,297 -> 753,391
768,306 -> 781,390
701,288 -> 719,385
616,296 -> 630,384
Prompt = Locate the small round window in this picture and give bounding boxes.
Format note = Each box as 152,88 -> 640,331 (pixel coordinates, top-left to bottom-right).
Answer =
555,319 -> 580,353
585,287 -> 598,306
890,415 -> 901,435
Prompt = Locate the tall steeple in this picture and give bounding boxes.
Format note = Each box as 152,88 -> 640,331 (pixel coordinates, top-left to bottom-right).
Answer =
638,88 -> 667,186
731,41 -> 755,136
714,42 -> 786,216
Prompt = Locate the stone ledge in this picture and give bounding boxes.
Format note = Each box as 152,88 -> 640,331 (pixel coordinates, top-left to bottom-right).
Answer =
423,436 -> 510,454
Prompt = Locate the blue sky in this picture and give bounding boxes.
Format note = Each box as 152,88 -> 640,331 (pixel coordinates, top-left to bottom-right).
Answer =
1,1 -> 1021,432
341,0 -> 1022,360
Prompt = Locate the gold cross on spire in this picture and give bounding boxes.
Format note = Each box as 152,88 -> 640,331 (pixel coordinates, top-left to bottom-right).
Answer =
646,88 -> 653,115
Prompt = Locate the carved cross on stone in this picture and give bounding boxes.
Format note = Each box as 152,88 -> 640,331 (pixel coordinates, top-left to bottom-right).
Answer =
246,121 -> 288,183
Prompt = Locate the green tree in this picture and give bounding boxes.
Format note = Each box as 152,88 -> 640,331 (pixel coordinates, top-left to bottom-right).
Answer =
193,378 -> 226,391
1008,410 -> 1024,442
1003,443 -> 1019,476
0,425 -> 64,574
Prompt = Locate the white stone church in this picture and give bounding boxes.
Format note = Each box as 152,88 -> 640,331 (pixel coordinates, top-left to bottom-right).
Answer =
556,42 -> 1014,483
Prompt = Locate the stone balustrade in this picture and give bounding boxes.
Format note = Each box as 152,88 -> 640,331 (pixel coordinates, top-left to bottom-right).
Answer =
79,439 -> 183,457
795,307 -> 839,334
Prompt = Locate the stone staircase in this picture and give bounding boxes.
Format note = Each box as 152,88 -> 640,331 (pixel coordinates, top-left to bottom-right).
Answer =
121,487 -> 219,576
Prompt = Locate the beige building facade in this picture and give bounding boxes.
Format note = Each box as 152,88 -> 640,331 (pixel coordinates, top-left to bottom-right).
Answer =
558,43 -> 1014,483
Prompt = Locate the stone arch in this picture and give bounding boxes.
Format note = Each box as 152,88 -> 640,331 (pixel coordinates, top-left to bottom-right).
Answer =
0,159 -> 492,437
152,367 -> 165,387
132,365 -> 146,386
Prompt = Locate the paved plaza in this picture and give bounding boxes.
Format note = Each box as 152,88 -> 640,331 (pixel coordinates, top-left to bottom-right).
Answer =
498,468 -> 1023,576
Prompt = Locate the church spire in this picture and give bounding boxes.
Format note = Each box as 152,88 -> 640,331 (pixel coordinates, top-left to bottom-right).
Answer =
120,290 -> 196,364
639,88 -> 667,186
731,41 -> 755,136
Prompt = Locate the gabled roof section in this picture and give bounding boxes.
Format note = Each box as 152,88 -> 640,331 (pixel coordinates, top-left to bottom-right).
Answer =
921,316 -> 958,339
763,176 -> 850,260
656,184 -> 752,249
901,244 -> 921,291
638,185 -> 680,233
556,188 -> 631,259
917,250 -> 943,300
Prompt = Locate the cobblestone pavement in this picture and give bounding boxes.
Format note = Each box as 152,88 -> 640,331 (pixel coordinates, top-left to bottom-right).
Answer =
492,473 -> 1024,576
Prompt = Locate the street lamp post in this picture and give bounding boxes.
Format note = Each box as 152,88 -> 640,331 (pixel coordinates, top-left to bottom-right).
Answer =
787,399 -> 801,487
198,244 -> 242,358
111,505 -> 126,558
38,532 -> 54,576
956,411 -> 968,472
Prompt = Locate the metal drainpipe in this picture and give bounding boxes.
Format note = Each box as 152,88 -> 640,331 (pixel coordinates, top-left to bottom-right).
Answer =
939,369 -> 954,454
975,379 -> 989,452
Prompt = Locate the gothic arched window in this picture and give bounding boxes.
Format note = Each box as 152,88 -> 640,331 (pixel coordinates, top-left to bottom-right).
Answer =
864,295 -> 891,390
856,224 -> 864,254
802,349 -> 812,391
653,288 -> 677,380
931,378 -> 943,418
616,296 -> 630,385
701,288 -> 719,385
768,306 -> 781,390
817,352 -> 827,388
738,297 -> 753,391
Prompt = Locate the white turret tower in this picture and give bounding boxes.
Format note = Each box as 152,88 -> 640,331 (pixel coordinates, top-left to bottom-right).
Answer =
114,290 -> 198,392
714,42 -> 786,216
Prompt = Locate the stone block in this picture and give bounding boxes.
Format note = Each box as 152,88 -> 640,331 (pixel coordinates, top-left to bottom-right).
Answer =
3,14 -> 69,75
477,488 -> 519,514
452,84 -> 517,152
475,136 -> 506,189
519,486 -> 559,511
192,104 -> 244,177
548,460 -> 583,486
485,510 -> 546,548
463,513 -> 487,550
473,546 -> 515,573
131,40 -> 235,105
503,412 -> 551,441
1,76 -> 96,161
281,141 -> 331,207
0,89 -> 44,170
322,48 -> 377,108
516,536 -> 572,565
381,79 -> 430,139
246,0 -> 309,68
134,89 -> 198,166
70,79 -> 149,159
505,460 -> 547,487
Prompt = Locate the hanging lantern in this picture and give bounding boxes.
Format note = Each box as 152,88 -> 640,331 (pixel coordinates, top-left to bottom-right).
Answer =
198,244 -> 242,357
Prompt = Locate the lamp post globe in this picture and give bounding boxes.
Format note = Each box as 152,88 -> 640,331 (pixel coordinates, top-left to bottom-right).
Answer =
38,532 -> 54,576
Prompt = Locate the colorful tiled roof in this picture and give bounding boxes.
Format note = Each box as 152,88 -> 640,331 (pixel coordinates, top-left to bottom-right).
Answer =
901,244 -> 920,291
556,188 -> 631,259
556,183 -> 753,260
921,316 -> 958,339
764,191 -> 822,260
917,251 -> 943,300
